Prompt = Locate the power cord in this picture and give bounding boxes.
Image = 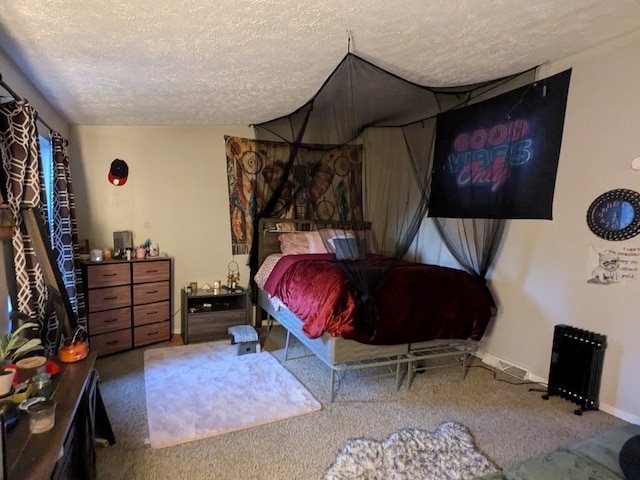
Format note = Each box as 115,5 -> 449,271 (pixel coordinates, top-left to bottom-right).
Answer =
467,364 -> 547,392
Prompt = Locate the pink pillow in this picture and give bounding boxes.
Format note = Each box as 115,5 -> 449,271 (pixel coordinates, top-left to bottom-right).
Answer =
282,229 -> 376,255
278,232 -> 309,255
306,231 -> 334,254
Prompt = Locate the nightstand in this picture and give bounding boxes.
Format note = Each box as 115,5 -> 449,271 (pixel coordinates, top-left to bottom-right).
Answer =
180,289 -> 250,344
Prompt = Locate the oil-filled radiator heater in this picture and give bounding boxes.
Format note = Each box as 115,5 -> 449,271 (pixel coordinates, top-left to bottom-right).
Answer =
542,324 -> 606,415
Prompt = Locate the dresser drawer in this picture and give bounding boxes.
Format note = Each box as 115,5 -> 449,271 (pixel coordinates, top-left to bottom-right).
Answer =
88,307 -> 131,335
90,329 -> 132,357
88,285 -> 131,312
133,260 -> 170,284
133,281 -> 170,305
86,263 -> 131,288
134,321 -> 170,347
133,300 -> 170,326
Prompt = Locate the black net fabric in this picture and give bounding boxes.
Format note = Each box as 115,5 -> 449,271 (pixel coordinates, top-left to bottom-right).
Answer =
251,52 -> 535,326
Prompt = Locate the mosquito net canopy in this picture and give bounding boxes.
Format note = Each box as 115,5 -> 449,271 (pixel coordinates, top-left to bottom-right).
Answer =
250,52 -> 536,328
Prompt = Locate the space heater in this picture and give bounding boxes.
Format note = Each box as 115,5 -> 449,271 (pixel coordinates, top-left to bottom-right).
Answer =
542,324 -> 606,415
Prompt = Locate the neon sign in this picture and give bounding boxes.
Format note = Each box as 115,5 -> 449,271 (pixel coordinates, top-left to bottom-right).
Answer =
446,119 -> 533,191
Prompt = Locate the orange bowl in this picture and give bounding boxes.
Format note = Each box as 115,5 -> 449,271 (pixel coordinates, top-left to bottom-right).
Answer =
58,342 -> 89,363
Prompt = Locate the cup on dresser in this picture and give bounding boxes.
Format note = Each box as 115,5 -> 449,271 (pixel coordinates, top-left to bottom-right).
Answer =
27,399 -> 56,434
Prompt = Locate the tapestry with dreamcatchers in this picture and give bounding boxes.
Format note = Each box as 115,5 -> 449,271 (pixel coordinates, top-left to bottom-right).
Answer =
225,135 -> 363,255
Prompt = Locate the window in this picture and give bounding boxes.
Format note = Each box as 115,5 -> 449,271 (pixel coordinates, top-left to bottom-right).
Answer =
39,134 -> 54,240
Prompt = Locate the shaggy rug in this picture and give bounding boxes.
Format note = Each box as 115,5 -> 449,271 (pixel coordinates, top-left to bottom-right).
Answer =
144,340 -> 321,448
324,421 -> 500,480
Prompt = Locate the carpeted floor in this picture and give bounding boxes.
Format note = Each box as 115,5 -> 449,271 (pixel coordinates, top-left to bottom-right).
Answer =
95,326 -> 627,479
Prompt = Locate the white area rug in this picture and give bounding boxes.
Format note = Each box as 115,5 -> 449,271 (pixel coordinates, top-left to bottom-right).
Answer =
324,421 -> 500,480
144,340 -> 321,448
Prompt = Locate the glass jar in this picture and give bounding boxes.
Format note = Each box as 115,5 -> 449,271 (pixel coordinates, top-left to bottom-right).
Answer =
28,399 -> 56,433
31,372 -> 53,399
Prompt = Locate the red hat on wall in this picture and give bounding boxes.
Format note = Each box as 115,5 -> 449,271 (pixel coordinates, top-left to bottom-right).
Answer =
108,159 -> 129,186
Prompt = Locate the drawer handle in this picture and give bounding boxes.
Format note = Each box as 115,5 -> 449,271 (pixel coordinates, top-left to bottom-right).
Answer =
146,311 -> 158,315
102,273 -> 118,277
146,331 -> 159,336
104,318 -> 118,323
145,269 -> 158,273
104,296 -> 119,300
146,290 -> 159,294
106,340 -> 119,345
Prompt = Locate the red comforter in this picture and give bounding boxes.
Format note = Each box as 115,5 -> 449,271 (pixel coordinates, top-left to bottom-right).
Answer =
263,254 -> 492,345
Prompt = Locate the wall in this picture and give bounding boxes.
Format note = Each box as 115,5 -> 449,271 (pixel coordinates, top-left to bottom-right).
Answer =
419,32 -> 640,424
69,125 -> 254,330
0,48 -> 70,138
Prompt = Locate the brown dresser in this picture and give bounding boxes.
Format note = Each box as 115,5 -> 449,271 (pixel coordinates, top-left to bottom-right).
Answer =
82,257 -> 172,356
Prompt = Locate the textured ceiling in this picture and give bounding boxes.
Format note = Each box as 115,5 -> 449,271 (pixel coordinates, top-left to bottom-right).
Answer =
1,0 -> 640,126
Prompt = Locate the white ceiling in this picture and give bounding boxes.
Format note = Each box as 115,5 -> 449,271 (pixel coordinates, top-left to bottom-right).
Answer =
1,0 -> 640,126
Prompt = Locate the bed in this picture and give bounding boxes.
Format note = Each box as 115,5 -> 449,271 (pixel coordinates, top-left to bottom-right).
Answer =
254,218 -> 493,401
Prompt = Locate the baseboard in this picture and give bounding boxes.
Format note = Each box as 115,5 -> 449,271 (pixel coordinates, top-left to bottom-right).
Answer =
478,352 -> 546,385
478,351 -> 639,423
598,403 -> 640,425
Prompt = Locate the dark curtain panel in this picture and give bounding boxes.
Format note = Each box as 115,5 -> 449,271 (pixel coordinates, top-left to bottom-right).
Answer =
432,217 -> 506,310
0,100 -> 82,355
49,132 -> 86,348
0,100 -> 48,335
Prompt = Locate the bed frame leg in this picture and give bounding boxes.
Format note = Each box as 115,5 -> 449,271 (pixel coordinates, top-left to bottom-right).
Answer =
330,370 -> 336,403
284,330 -> 291,361
461,353 -> 470,379
395,360 -> 403,390
406,359 -> 415,389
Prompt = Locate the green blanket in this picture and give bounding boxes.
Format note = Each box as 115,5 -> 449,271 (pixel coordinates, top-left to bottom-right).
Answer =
477,424 -> 640,480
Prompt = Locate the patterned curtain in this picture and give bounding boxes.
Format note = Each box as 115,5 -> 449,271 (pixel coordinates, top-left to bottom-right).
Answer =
0,100 -> 48,337
48,132 -> 86,348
